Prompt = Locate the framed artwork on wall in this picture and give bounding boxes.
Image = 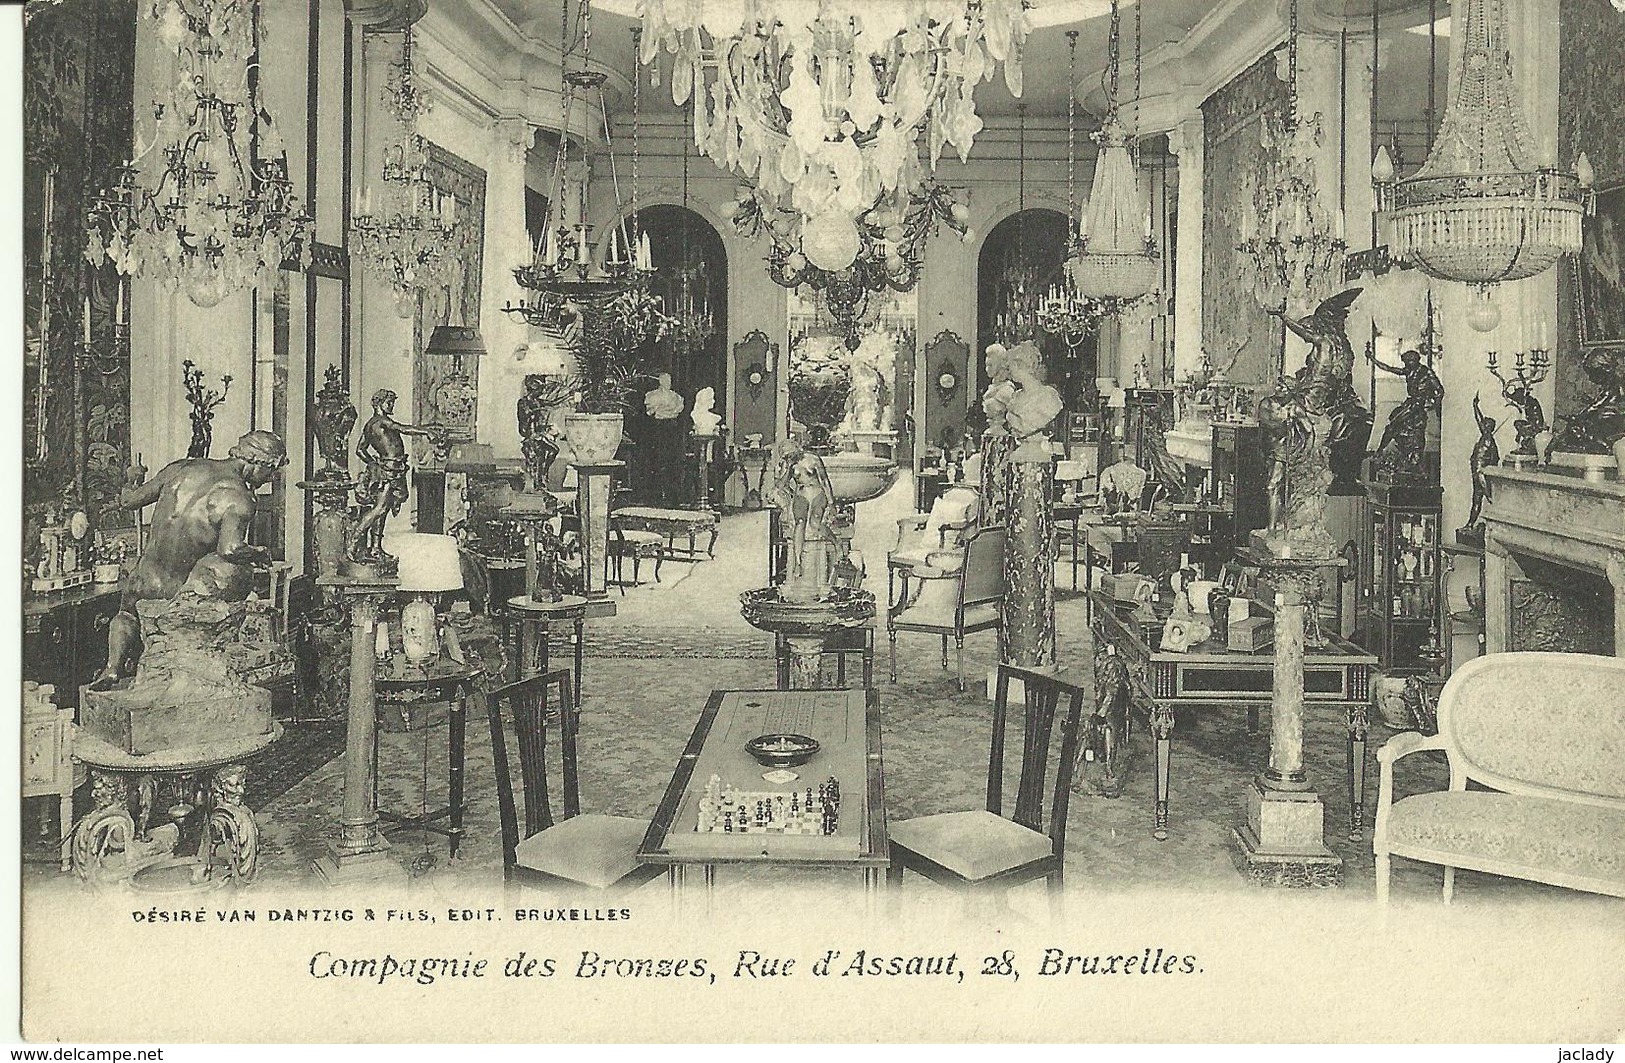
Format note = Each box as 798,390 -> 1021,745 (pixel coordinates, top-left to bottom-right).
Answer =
1578,183 -> 1625,350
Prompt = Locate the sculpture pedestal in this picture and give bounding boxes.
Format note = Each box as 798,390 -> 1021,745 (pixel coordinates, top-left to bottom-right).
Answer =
311,576 -> 407,888
572,461 -> 624,600
1231,549 -> 1343,887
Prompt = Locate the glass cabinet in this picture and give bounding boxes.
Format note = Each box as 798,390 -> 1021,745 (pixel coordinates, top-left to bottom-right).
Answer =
1357,482 -> 1444,674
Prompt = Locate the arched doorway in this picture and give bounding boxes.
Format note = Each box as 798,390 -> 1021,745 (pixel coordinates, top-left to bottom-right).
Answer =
622,204 -> 728,506
975,207 -> 1097,419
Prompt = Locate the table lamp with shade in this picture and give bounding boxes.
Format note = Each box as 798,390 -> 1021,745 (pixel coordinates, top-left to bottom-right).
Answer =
385,532 -> 464,664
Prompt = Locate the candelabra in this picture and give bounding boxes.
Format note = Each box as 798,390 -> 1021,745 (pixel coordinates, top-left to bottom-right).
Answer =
665,261 -> 716,352
1487,343 -> 1551,458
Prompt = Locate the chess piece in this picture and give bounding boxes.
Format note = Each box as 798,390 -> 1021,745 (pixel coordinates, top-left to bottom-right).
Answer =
348,390 -> 442,578
1368,346 -> 1444,483
92,431 -> 288,688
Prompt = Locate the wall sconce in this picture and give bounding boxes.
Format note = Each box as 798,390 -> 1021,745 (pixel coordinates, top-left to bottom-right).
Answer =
935,361 -> 960,402
743,362 -> 770,399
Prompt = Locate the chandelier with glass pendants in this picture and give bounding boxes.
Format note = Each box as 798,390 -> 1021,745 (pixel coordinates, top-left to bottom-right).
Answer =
1067,0 -> 1159,305
1231,0 -> 1346,314
84,0 -> 312,308
1037,30 -> 1110,347
350,26 -> 459,317
641,0 -> 1029,273
1373,0 -> 1591,333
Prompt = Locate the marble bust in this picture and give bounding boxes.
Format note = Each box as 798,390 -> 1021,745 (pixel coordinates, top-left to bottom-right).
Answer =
645,373 -> 684,420
1001,342 -> 1062,461
690,386 -> 721,436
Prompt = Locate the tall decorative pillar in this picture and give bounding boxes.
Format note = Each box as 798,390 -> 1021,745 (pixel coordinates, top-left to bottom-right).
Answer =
1002,455 -> 1056,668
477,116 -> 534,457
573,460 -> 623,600
1233,554 -> 1344,887
1169,113 -> 1205,384
312,577 -> 407,887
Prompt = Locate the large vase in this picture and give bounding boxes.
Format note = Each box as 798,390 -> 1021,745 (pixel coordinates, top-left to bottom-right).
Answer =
559,412 -> 624,465
788,367 -> 851,452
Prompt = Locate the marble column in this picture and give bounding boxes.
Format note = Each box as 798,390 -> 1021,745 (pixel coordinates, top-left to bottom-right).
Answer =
1169,113 -> 1205,384
573,460 -> 623,599
312,577 -> 407,887
476,116 -> 534,458
1233,557 -> 1343,887
1002,455 -> 1057,669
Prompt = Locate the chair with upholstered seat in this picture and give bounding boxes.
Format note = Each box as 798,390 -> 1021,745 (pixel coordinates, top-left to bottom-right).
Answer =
486,670 -> 663,893
607,527 -> 665,592
888,526 -> 1005,692
887,664 -> 1087,915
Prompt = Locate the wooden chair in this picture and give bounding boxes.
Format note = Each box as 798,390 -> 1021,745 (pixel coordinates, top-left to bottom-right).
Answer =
888,526 -> 1005,692
486,670 -> 663,894
887,664 -> 1087,917
607,527 -> 664,592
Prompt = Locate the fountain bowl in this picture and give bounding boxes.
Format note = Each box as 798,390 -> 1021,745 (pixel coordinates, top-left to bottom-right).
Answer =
821,453 -> 900,505
740,585 -> 876,636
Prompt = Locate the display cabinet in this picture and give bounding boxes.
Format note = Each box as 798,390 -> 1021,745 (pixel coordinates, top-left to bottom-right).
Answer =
1211,422 -> 1269,544
1357,482 -> 1444,674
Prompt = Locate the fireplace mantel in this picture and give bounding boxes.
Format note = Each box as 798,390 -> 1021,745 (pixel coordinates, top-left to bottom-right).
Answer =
1481,466 -> 1625,656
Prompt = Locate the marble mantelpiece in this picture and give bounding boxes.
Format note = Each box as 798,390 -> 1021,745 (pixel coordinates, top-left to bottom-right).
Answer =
1481,466 -> 1625,656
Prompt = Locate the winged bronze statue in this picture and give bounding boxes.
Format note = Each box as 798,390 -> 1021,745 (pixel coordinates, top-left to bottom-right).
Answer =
1269,288 -> 1373,488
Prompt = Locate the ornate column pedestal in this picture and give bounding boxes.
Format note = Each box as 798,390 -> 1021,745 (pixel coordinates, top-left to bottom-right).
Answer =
1232,551 -> 1344,888
572,461 -> 623,600
784,635 -> 824,690
999,454 -> 1057,680
312,576 -> 408,888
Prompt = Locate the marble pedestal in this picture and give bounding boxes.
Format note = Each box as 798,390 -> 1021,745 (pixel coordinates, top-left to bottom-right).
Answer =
311,577 -> 408,888
1001,456 -> 1056,668
572,461 -> 624,599
1231,548 -> 1344,888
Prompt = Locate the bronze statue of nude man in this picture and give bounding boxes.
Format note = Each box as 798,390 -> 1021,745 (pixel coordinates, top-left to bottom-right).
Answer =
346,388 -> 440,576
92,430 -> 289,688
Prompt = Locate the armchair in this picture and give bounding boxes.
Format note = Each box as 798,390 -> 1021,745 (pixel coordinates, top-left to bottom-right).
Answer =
888,526 -> 1006,692
887,485 -> 980,607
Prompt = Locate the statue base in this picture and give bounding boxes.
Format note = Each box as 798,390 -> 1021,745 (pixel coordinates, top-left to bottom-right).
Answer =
1248,529 -> 1337,562
1547,450 -> 1618,482
311,840 -> 409,888
1455,524 -> 1486,548
340,556 -> 398,580
1232,780 -> 1343,888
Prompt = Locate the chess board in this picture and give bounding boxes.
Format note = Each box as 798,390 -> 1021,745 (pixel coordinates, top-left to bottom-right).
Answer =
661,691 -> 866,858
693,777 -> 841,837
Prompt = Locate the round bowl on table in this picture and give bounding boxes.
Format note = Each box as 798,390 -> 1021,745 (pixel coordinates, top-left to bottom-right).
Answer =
745,733 -> 821,769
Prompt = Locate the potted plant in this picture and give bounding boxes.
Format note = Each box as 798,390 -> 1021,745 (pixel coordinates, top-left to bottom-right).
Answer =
558,288 -> 672,464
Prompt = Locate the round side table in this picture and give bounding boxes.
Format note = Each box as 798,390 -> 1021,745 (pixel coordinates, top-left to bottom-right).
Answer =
373,659 -> 482,861
502,594 -> 588,704
70,724 -> 283,890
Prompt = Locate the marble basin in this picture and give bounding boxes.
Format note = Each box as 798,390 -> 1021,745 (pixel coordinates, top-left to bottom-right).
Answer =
740,585 -> 876,636
821,453 -> 901,505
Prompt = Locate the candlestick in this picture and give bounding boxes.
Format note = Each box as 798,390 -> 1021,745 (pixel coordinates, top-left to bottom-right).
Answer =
115,282 -> 125,325
82,295 -> 91,345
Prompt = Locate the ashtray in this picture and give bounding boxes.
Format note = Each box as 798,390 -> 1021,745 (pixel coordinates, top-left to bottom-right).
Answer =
745,733 -> 820,768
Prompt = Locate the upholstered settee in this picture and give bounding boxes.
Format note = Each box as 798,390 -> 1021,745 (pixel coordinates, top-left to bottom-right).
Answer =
1373,652 -> 1625,905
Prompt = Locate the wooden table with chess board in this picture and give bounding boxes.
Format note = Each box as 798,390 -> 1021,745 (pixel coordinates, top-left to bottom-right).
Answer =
639,688 -> 887,905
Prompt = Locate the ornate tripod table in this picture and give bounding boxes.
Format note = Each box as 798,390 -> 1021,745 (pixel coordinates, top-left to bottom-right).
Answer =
70,724 -> 282,889
1087,591 -> 1376,843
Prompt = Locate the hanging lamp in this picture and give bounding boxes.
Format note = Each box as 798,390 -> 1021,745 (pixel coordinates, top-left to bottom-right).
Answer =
1067,0 -> 1159,304
1374,0 -> 1592,332
1037,29 -> 1109,347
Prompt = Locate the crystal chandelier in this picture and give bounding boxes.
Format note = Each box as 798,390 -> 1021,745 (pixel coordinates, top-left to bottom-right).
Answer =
1038,30 -> 1110,347
732,178 -> 968,349
84,0 -> 312,308
667,137 -> 717,352
1374,0 -> 1592,332
641,0 -> 1029,272
1231,0 -> 1346,313
1067,0 -> 1159,306
350,26 -> 458,317
505,6 -> 653,332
